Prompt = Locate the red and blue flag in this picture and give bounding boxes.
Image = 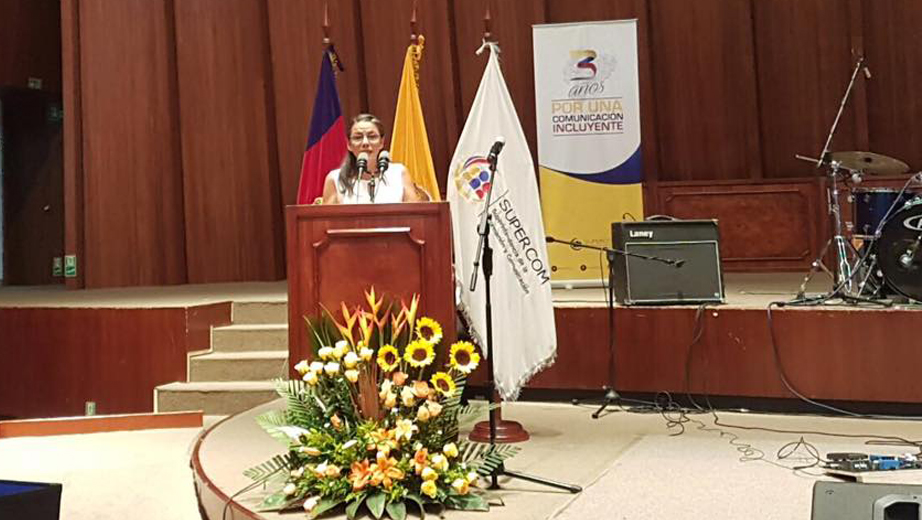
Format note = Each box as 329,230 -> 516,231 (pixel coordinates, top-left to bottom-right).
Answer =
296,46 -> 347,204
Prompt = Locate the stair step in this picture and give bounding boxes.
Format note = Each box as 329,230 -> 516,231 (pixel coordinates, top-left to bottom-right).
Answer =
211,324 -> 288,352
232,301 -> 287,325
155,381 -> 279,415
189,351 -> 289,382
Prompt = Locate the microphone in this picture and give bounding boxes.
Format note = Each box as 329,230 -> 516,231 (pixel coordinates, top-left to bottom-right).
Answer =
356,152 -> 369,177
377,150 -> 390,175
546,235 -> 557,243
488,137 -> 505,164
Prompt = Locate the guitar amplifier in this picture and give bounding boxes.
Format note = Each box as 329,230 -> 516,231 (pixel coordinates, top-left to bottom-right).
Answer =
610,220 -> 725,305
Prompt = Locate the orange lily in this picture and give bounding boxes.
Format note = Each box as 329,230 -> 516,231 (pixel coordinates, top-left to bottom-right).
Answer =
369,451 -> 405,489
349,459 -> 373,491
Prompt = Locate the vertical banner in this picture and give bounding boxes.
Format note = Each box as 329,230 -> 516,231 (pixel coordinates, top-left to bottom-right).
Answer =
533,21 -> 644,283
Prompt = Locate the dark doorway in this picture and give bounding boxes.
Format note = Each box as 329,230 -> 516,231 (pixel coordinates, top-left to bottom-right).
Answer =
1,87 -> 64,285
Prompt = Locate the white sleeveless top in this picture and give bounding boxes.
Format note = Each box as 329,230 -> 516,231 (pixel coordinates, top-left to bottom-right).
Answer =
328,163 -> 407,204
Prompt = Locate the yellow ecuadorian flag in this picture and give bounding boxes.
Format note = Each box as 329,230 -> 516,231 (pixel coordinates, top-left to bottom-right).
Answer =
391,36 -> 440,200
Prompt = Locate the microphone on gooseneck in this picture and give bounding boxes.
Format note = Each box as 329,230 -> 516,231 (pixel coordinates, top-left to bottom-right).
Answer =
488,137 -> 505,165
377,150 -> 391,175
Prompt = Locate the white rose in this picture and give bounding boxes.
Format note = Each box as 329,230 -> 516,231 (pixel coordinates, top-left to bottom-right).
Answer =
294,360 -> 309,375
303,371 -> 318,385
283,483 -> 297,495
324,362 -> 340,375
309,361 -> 324,373
360,347 -> 374,361
345,369 -> 359,383
343,351 -> 360,369
303,496 -> 320,512
317,346 -> 334,360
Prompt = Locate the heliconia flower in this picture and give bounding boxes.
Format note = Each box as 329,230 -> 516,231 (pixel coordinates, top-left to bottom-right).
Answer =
318,346 -> 334,360
357,311 -> 374,346
449,341 -> 481,374
421,466 -> 438,481
343,351 -> 360,369
427,401 -> 443,418
421,479 -> 438,498
402,294 -> 420,333
345,369 -> 359,383
415,317 -> 443,345
333,302 -> 358,344
431,453 -> 449,472
303,496 -> 320,512
283,482 -> 297,495
401,386 -> 416,407
309,361 -> 324,373
359,347 -> 374,361
391,309 -> 408,340
364,286 -> 384,316
430,372 -> 456,397
294,360 -> 310,375
442,442 -> 459,458
416,406 -> 431,422
303,371 -> 319,385
404,339 -> 435,368
452,478 -> 470,495
324,362 -> 340,375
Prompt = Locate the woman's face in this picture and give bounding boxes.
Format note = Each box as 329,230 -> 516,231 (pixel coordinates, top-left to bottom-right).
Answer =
347,120 -> 385,167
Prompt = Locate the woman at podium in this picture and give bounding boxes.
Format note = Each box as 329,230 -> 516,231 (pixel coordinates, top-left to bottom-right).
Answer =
322,113 -> 427,204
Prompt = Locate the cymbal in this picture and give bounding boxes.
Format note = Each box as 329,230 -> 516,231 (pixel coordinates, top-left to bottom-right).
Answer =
828,151 -> 909,175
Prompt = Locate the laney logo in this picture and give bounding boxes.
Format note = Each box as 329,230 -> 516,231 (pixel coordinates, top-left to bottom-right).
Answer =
904,215 -> 922,232
629,230 -> 653,239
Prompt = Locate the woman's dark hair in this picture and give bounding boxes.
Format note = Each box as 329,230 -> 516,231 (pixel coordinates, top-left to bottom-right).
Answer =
338,113 -> 385,196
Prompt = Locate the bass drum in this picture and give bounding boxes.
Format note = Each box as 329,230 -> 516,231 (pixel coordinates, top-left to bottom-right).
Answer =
878,198 -> 922,302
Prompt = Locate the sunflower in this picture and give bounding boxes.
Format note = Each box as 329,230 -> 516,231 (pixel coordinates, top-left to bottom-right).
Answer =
404,339 -> 435,368
377,345 -> 400,372
430,372 -> 456,397
415,317 -> 443,345
449,341 -> 481,374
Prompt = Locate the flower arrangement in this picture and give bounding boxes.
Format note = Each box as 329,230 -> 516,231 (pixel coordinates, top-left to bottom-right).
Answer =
246,288 -> 518,519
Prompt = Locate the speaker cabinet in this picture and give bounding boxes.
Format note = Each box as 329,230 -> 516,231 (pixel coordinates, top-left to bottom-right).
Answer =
0,481 -> 62,520
611,220 -> 724,305
812,481 -> 922,520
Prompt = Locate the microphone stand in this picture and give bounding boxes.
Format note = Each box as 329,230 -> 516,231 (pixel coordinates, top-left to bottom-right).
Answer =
546,238 -> 683,418
469,150 -> 581,494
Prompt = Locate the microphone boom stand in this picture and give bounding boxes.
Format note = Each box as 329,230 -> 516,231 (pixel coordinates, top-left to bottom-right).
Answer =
469,151 -> 581,494
546,237 -> 682,418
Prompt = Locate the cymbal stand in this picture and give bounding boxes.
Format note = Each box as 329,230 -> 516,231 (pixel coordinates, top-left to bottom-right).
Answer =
795,163 -> 879,305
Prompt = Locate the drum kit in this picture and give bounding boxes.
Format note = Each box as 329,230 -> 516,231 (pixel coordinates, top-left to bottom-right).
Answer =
794,150 -> 922,304
792,56 -> 922,305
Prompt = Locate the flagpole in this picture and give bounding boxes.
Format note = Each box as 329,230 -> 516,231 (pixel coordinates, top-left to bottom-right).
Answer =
464,8 -> 580,494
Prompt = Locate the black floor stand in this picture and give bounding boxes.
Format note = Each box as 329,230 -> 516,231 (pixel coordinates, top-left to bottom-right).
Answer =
468,146 -> 581,494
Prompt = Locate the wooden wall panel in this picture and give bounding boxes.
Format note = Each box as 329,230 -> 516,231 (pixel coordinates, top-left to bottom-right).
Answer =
174,0 -> 283,283
753,0 -> 861,179
0,304 -> 231,419
78,0 -> 186,287
62,0 -> 85,289
266,0 -> 365,208
863,0 -> 922,169
0,0 -> 62,91
359,0 -> 460,196
657,180 -> 822,271
453,0 -> 545,176
649,0 -> 762,182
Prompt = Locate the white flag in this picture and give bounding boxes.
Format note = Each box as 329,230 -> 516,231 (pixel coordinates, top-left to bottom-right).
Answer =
447,43 -> 556,401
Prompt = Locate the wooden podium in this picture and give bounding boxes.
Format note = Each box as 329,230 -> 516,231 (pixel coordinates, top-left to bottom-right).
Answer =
286,202 -> 456,370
